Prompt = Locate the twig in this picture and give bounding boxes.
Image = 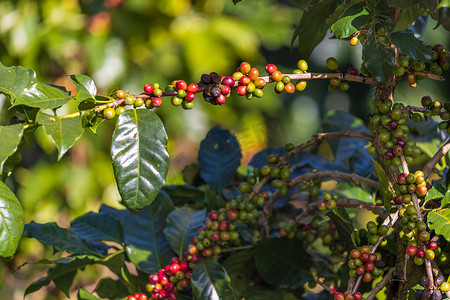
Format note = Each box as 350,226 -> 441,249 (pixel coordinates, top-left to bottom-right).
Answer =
365,268 -> 396,300
423,139 -> 450,178
314,276 -> 332,292
244,131 -> 375,204
289,170 -> 380,190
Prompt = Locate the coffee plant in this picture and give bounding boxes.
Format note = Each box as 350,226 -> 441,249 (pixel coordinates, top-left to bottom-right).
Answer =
1,0 -> 450,299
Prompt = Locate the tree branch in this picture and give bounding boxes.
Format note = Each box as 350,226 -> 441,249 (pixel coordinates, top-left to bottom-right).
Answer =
366,268 -> 396,300
423,139 -> 450,178
289,170 -> 380,190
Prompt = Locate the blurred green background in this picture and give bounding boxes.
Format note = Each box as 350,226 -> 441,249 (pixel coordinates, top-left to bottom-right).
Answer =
0,0 -> 449,298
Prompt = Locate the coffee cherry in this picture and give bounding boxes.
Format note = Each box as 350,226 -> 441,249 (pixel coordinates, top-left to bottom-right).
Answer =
124,95 -> 135,105
265,64 -> 277,74
115,106 -> 126,116
295,80 -> 307,91
417,248 -> 425,258
326,57 -> 339,70
103,107 -> 116,119
425,249 -> 435,260
428,241 -> 438,250
297,60 -> 308,71
284,82 -> 295,94
407,246 -> 418,257
116,89 -> 126,99
248,68 -> 259,81
441,282 -> 450,292
363,272 -> 373,283
240,62 -> 251,74
144,84 -> 154,95
350,36 -> 358,46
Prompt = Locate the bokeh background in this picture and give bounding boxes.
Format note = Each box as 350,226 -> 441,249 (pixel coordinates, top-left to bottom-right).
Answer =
0,0 -> 449,298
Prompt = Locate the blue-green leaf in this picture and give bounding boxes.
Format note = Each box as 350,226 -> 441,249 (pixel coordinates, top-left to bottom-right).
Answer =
164,207 -> 206,256
70,212 -> 123,244
192,259 -> 235,300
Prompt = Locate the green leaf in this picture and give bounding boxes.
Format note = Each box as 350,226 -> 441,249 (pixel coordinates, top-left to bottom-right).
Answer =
36,111 -> 84,160
371,158 -> 391,210
254,238 -> 311,289
0,181 -> 24,258
389,30 -> 431,61
95,278 -> 129,299
0,124 -> 23,176
123,192 -> 175,273
1,140 -> 23,180
0,62 -> 36,103
438,0 -> 450,9
78,288 -> 102,300
191,259 -> 236,300
362,38 -> 395,84
70,74 -> 97,102
23,253 -> 123,297
424,186 -> 445,202
243,286 -> 301,300
81,110 -> 105,134
13,83 -> 74,109
393,4 -> 423,32
111,109 -> 169,212
223,250 -> 256,297
291,0 -> 338,59
164,207 -> 206,257
330,4 -> 369,39
336,182 -> 373,203
70,212 -> 123,244
327,208 -> 356,251
428,208 -> 450,242
23,221 -> 99,256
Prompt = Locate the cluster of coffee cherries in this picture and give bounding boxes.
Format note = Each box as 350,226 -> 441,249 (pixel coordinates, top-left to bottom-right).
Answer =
368,100 -> 422,166
347,245 -> 385,283
416,275 -> 449,299
406,240 -> 438,266
393,171 -> 428,205
365,220 -> 389,246
253,153 -> 292,197
325,57 -> 350,92
331,289 -> 362,300
189,209 -> 242,259
127,292 -> 148,300
144,255 -> 195,300
394,44 -> 449,88
298,178 -> 322,202
317,191 -> 339,211
418,96 -> 450,134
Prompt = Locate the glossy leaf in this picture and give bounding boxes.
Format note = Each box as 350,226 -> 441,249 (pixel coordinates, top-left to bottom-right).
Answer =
198,126 -> 242,191
372,158 -> 391,211
389,30 -> 431,61
0,62 -> 36,103
1,139 -> 23,180
255,238 -> 311,289
111,109 -> 169,212
428,208 -> 450,242
36,111 -> 84,160
336,182 -> 373,203
362,38 -> 395,84
123,192 -> 175,273
0,124 -> 23,176
0,181 -> 24,258
164,207 -> 206,256
223,249 -> 256,297
78,288 -> 102,300
393,4 -> 423,32
23,222 -> 99,256
13,83 -> 74,109
95,278 -> 129,299
291,0 -> 337,59
330,4 -> 369,39
70,74 -> 97,102
191,259 -> 235,300
70,212 -> 123,244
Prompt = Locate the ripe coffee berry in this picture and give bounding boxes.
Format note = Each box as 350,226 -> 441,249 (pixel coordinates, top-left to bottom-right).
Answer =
116,89 -> 126,99
144,84 -> 154,95
350,36 -> 358,46
152,97 -> 162,107
187,83 -> 199,93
